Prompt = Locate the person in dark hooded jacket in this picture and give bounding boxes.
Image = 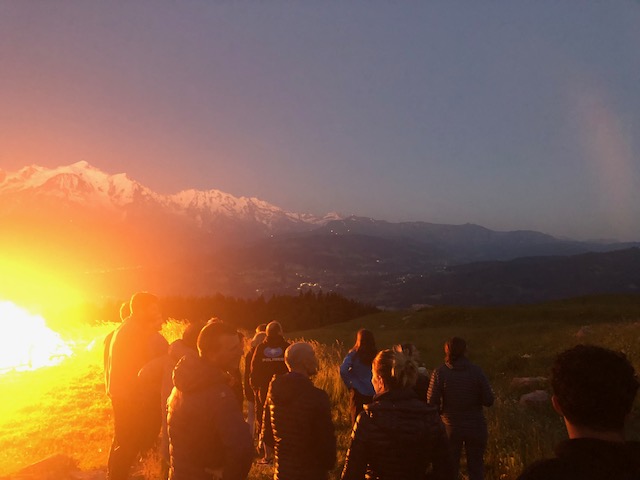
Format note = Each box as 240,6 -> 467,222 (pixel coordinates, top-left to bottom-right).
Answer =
250,320 -> 290,461
427,337 -> 494,480
167,322 -> 252,480
262,342 -> 336,480
138,320 -> 205,476
341,349 -> 454,480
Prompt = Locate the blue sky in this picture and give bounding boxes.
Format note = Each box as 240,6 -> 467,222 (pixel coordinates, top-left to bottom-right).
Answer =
1,2 -> 639,240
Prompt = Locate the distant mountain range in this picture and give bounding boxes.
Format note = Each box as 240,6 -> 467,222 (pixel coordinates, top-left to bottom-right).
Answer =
1,161 -> 639,308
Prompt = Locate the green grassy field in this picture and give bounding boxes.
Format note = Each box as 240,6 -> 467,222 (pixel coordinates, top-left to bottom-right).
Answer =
1,294 -> 640,479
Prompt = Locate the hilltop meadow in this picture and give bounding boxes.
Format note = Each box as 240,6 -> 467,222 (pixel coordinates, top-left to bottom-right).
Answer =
1,293 -> 640,480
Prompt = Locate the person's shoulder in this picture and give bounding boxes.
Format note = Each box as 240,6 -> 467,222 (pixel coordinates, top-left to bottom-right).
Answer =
468,361 -> 486,373
252,342 -> 266,356
517,458 -> 571,480
310,384 -> 331,405
432,363 -> 447,374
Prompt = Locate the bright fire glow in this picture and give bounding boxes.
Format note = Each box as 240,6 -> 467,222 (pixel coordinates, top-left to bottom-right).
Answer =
0,301 -> 73,373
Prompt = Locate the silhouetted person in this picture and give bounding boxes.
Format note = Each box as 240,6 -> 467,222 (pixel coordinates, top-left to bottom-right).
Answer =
517,345 -> 640,480
168,321 -> 252,480
103,301 -> 130,391
250,320 -> 290,462
341,349 -> 454,480
340,329 -> 377,423
106,292 -> 168,480
428,337 -> 494,480
138,320 -> 205,477
262,342 -> 336,480
244,330 -> 267,439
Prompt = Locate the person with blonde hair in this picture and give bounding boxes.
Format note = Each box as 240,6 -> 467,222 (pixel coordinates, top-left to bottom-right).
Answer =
341,349 -> 454,480
394,343 -> 430,402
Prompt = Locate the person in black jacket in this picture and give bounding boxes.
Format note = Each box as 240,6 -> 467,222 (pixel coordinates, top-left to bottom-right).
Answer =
427,337 -> 494,480
341,349 -> 454,480
167,321 -> 252,480
262,342 -> 336,480
250,321 -> 290,461
244,329 -> 267,439
517,344 -> 640,480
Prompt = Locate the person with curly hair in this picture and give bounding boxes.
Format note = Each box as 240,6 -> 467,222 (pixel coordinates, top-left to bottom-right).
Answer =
517,344 -> 640,480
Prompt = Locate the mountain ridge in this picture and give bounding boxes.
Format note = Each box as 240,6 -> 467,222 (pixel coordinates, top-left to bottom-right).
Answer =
2,161 -> 639,308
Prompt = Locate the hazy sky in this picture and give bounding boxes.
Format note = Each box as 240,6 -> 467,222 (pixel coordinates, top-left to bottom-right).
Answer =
1,2 -> 639,241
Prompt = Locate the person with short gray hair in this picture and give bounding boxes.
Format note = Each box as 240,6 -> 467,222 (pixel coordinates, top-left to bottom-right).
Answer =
262,342 -> 336,480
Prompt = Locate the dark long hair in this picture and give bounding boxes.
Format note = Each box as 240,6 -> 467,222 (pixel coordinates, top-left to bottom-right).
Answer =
351,328 -> 377,366
445,337 -> 467,364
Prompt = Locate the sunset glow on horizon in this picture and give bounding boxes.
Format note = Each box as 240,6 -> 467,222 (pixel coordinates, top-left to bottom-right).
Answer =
1,2 -> 638,241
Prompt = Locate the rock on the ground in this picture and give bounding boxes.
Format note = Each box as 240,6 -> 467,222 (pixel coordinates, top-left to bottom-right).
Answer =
519,389 -> 550,408
510,376 -> 548,389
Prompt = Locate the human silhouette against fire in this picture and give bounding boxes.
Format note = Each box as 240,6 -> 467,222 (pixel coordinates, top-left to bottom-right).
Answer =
105,292 -> 168,480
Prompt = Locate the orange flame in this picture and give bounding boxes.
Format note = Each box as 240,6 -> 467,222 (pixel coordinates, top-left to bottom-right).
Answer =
0,301 -> 73,373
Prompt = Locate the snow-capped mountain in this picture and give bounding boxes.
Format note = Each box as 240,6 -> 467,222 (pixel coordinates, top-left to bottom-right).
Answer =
3,161 -> 639,307
0,161 -> 340,233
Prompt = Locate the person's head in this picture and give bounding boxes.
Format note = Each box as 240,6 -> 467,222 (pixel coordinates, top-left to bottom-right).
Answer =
372,349 -> 418,394
395,343 -> 421,363
129,292 -> 163,331
444,337 -> 467,364
285,342 -> 319,378
197,321 -> 243,370
256,323 -> 267,333
251,331 -> 267,348
266,321 -> 282,338
182,320 -> 206,351
119,301 -> 130,322
551,344 -> 639,434
352,328 -> 377,366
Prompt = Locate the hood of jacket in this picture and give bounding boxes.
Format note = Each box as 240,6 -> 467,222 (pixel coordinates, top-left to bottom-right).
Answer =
169,339 -> 197,363
269,372 -> 313,406
264,334 -> 288,349
172,354 -> 226,394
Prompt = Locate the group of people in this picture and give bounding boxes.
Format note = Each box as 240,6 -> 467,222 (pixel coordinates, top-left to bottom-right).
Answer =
104,292 -> 640,480
339,329 -> 493,480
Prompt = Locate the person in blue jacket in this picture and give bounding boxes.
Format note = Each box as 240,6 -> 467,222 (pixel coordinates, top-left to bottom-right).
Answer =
340,329 -> 377,423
